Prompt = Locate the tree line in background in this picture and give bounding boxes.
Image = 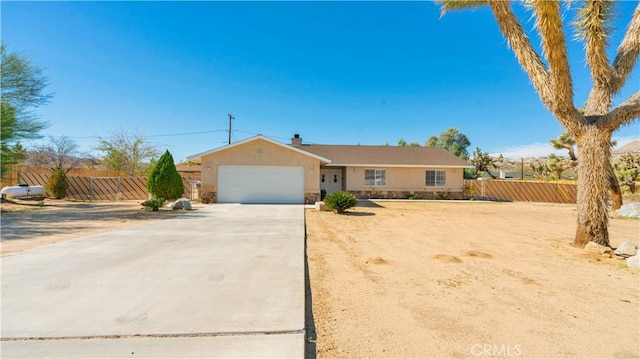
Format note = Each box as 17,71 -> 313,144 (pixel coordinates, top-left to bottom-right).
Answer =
0,44 -> 162,179
1,44 -> 49,177
0,44 -> 181,201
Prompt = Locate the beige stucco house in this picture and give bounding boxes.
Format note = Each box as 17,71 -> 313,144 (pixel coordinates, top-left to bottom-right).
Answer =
187,134 -> 471,204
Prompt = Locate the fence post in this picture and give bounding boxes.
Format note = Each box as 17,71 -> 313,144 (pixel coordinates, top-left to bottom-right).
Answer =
117,177 -> 122,201
89,177 -> 93,202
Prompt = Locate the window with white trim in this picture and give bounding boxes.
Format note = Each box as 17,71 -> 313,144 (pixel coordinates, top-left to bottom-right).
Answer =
426,170 -> 446,186
365,169 -> 386,186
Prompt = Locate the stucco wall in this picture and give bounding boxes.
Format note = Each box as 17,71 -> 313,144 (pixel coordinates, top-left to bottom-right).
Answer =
344,167 -> 464,192
200,139 -> 321,194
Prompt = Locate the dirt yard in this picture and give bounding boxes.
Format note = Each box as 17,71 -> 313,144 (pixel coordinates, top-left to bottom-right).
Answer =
305,201 -> 640,358
1,199 -> 190,256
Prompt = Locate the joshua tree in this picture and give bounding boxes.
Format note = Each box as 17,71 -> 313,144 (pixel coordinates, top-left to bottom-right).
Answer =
551,131 -> 622,209
472,147 -> 502,179
614,153 -> 640,194
550,132 -> 578,162
439,1 -> 640,248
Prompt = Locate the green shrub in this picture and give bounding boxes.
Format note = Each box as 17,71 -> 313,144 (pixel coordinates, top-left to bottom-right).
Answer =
324,191 -> 357,214
46,169 -> 68,199
407,193 -> 416,200
146,150 -> 183,200
141,198 -> 165,211
320,189 -> 327,200
463,183 -> 476,200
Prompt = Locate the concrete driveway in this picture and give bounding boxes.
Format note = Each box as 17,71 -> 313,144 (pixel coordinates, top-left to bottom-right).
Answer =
1,204 -> 305,358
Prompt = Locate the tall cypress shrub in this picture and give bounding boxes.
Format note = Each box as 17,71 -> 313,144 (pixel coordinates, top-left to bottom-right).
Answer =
146,150 -> 183,200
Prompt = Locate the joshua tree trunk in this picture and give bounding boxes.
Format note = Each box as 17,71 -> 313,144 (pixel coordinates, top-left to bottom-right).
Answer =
574,126 -> 613,247
609,169 -> 623,210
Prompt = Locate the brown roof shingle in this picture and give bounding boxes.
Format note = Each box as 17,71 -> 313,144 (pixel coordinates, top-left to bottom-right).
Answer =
293,145 -> 470,167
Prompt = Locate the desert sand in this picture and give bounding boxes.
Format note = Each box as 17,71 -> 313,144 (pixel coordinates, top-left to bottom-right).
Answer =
1,199 -> 188,256
305,201 -> 640,358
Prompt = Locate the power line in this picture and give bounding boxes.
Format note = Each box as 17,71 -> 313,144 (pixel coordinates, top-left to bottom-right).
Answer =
51,127 -> 292,143
65,129 -> 228,140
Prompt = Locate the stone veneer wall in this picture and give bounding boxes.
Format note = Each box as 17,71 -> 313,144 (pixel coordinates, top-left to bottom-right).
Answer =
200,191 -> 217,204
198,191 -> 318,204
305,192 -> 320,204
197,191 -> 458,204
350,190 -> 464,200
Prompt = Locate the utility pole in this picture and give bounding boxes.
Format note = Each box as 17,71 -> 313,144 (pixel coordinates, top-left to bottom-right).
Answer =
228,113 -> 234,144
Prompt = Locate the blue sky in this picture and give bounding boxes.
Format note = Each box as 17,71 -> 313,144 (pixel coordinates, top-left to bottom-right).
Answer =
2,1 -> 638,162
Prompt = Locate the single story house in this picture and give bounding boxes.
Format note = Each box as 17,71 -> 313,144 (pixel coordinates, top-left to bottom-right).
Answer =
186,134 -> 472,204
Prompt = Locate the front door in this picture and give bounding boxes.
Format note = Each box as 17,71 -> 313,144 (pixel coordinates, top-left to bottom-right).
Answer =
320,169 -> 343,196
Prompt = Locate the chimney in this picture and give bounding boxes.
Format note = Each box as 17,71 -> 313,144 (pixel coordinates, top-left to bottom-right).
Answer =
291,133 -> 302,146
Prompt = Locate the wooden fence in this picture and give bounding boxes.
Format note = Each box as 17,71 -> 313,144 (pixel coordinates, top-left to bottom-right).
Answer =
1,165 -> 200,188
17,173 -> 199,201
464,179 -> 577,204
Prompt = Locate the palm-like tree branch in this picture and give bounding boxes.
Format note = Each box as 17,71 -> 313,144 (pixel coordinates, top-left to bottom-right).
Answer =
438,0 -> 488,17
601,91 -> 640,130
532,0 -> 577,118
487,1 -> 580,133
575,1 -> 614,90
611,3 -> 640,94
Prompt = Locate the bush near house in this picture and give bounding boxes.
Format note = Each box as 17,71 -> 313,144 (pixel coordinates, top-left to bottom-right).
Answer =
146,150 -> 183,200
324,191 -> 358,214
45,169 -> 68,199
141,198 -> 165,211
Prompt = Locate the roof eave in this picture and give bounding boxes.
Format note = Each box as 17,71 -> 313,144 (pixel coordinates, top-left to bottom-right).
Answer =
325,164 -> 473,168
186,135 -> 331,164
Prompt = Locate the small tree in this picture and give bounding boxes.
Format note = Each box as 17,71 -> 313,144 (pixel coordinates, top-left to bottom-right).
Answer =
425,128 -> 471,160
530,160 -> 551,181
397,138 -> 420,147
472,147 -> 502,179
614,153 -> 640,194
97,131 -> 159,176
546,154 -> 571,180
146,150 -> 183,200
46,169 -> 68,199
31,135 -> 84,173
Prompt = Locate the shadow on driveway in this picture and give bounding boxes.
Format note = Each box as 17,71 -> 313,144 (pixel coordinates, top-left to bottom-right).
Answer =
0,202 -> 195,241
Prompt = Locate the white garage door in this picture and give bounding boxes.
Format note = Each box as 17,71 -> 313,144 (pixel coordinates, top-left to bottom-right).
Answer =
218,166 -> 304,204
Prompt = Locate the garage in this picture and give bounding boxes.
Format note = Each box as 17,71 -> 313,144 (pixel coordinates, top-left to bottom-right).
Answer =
218,166 -> 304,204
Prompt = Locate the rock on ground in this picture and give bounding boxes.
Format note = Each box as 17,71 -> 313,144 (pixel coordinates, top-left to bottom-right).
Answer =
616,203 -> 640,218
314,202 -> 328,211
584,241 -> 612,255
626,255 -> 640,269
171,198 -> 192,210
614,241 -> 638,258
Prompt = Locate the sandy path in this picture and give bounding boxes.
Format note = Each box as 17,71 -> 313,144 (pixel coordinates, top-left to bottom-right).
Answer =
306,201 -> 640,358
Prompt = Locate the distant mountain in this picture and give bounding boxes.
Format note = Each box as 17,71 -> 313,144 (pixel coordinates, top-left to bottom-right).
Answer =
614,140 -> 640,155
